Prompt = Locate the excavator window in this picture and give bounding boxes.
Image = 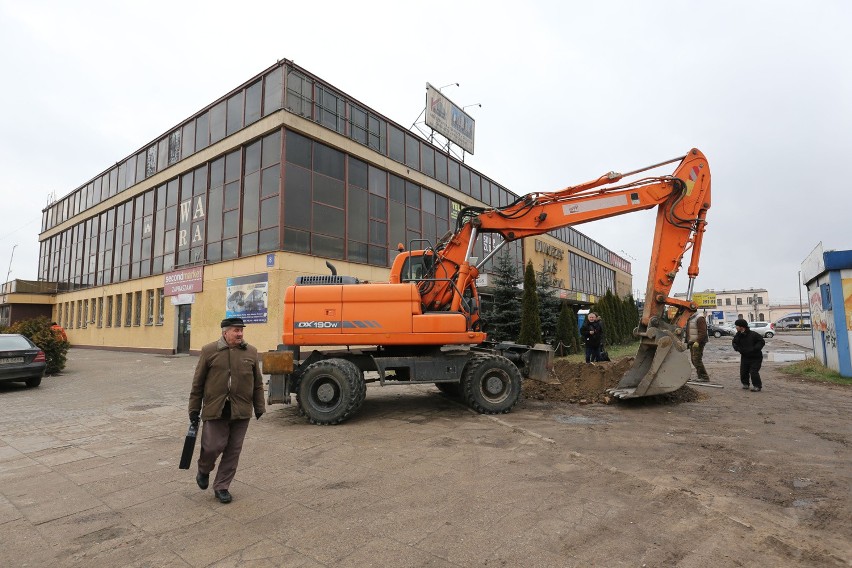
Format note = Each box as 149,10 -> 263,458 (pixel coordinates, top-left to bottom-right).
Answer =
400,255 -> 427,281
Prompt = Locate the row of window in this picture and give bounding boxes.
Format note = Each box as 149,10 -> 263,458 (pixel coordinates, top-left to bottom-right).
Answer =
551,227 -> 632,273
56,288 -> 165,330
717,296 -> 766,306
41,61 -> 628,279
569,252 -> 616,298
42,67 -> 284,232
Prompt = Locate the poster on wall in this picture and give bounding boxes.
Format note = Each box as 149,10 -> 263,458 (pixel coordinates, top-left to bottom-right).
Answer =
225,273 -> 269,324
844,278 -> 852,331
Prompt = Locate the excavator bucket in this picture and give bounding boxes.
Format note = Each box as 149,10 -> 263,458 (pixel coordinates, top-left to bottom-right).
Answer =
608,324 -> 691,398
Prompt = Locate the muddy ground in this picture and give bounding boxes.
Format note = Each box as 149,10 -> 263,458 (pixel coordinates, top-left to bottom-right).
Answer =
0,336 -> 848,567
515,335 -> 851,566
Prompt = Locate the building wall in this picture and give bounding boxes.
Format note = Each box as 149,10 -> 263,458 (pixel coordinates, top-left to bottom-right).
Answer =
806,267 -> 852,377
37,60 -> 632,354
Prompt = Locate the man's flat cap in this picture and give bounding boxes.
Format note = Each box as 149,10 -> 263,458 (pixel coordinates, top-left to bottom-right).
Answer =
221,317 -> 246,328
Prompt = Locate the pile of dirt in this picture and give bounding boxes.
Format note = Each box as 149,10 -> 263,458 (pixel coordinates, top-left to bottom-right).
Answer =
521,356 -> 703,405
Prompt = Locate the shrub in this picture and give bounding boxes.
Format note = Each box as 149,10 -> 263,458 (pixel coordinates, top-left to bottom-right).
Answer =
2,316 -> 70,375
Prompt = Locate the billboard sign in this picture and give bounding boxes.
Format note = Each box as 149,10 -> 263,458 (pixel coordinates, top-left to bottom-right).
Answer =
692,292 -> 717,308
164,266 -> 204,296
425,83 -> 475,154
225,273 -> 269,324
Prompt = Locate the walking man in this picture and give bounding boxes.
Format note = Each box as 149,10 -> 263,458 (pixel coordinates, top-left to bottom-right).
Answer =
732,318 -> 765,392
188,317 -> 265,503
686,313 -> 710,382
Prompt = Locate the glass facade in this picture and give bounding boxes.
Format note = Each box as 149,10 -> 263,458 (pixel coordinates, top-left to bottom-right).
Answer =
38,60 -> 627,300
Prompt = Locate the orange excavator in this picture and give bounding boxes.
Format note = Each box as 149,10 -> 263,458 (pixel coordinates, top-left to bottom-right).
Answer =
264,149 -> 711,424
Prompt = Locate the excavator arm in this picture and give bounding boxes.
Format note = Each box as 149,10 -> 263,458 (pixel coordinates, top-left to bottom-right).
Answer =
402,148 -> 711,397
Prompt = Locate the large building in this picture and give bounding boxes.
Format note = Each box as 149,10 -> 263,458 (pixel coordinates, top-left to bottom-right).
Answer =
17,59 -> 631,354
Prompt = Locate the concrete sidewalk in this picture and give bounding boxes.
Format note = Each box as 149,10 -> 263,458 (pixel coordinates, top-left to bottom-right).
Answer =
0,348 -> 848,567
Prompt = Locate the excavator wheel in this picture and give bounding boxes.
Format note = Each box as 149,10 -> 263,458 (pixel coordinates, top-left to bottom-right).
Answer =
461,354 -> 522,414
297,358 -> 366,425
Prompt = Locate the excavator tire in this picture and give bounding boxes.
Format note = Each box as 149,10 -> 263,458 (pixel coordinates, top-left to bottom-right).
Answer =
461,354 -> 522,414
297,358 -> 366,425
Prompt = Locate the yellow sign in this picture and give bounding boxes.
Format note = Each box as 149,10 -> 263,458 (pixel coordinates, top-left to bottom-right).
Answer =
692,292 -> 717,308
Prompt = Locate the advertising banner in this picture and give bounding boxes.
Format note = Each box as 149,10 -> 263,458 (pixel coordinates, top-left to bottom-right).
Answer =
425,83 -> 475,154
164,266 -> 204,296
225,273 -> 269,324
692,292 -> 717,308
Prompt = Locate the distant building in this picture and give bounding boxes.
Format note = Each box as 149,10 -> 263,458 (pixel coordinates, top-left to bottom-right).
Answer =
675,288 -> 769,325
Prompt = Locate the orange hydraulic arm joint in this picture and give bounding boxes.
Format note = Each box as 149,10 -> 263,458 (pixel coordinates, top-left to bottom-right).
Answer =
613,149 -> 711,398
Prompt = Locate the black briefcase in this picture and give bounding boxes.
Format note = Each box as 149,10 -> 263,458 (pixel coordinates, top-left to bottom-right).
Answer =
178,421 -> 198,470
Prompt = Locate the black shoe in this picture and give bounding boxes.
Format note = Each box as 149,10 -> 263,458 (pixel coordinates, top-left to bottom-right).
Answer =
196,472 -> 209,490
751,387 -> 761,392
214,489 -> 232,504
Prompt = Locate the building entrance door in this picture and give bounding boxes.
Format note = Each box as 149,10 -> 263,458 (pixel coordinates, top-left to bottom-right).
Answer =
177,305 -> 192,354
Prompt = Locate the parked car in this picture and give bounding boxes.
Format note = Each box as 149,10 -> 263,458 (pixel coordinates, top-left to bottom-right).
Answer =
748,321 -> 775,338
0,334 -> 47,387
774,315 -> 811,330
708,324 -> 735,338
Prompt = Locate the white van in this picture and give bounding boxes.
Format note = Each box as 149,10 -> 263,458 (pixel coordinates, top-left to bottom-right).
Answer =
774,314 -> 810,329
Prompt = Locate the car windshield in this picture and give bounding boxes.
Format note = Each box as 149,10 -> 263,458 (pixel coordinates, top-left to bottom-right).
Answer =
0,335 -> 33,350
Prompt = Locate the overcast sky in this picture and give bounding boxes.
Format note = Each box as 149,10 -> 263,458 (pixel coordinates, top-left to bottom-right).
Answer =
1,0 -> 849,305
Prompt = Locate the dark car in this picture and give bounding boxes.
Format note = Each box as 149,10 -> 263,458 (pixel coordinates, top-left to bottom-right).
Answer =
0,334 -> 47,388
708,324 -> 735,338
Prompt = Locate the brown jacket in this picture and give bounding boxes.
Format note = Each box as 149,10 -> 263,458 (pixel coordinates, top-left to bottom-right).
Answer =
189,336 -> 266,421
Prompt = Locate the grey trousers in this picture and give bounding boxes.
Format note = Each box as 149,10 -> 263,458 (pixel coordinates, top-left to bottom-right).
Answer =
197,418 -> 250,491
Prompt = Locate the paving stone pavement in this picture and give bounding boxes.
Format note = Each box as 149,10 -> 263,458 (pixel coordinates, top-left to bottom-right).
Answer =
0,347 -> 848,567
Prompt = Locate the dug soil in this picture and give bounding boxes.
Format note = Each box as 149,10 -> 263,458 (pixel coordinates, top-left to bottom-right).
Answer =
521,356 -> 705,405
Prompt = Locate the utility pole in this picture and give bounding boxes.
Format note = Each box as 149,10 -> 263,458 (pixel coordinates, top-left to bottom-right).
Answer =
4,244 -> 17,292
752,292 -> 759,322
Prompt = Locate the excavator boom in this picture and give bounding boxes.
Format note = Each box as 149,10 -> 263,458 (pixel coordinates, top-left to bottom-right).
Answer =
405,148 -> 711,398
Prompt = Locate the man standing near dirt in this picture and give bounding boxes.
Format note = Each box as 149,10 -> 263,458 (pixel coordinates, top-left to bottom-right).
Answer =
188,317 -> 265,503
686,314 -> 710,382
580,312 -> 604,363
732,318 -> 765,391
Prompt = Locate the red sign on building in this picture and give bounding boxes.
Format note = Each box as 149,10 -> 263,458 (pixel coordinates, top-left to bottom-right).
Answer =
164,267 -> 204,296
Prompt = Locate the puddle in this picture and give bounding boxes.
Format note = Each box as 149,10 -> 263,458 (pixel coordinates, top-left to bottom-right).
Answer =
554,415 -> 607,425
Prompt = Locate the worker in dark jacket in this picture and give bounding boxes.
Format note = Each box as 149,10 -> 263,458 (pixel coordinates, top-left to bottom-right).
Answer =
732,318 -> 765,392
188,317 -> 266,503
686,314 -> 710,382
580,312 -> 604,363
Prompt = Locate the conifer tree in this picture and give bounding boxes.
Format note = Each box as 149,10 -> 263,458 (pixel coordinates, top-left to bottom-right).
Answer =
536,262 -> 561,346
555,302 -> 581,355
518,261 -> 542,345
484,250 -> 522,342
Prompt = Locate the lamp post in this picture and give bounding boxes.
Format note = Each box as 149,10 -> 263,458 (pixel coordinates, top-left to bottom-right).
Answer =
752,292 -> 759,322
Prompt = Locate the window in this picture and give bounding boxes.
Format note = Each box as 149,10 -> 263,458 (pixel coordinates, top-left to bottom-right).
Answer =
125,292 -> 133,327
134,291 -> 142,326
286,69 -> 312,118
736,298 -> 743,305
106,296 -> 113,327
717,299 -> 722,306
146,290 -> 155,325
115,294 -> 122,327
157,288 -> 165,325
82,300 -> 89,328
97,297 -> 103,328
725,298 -> 731,306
